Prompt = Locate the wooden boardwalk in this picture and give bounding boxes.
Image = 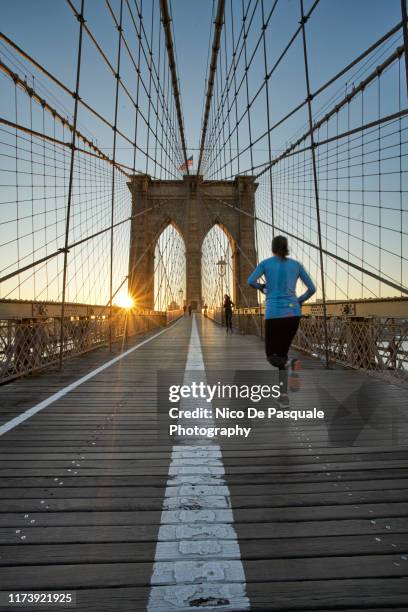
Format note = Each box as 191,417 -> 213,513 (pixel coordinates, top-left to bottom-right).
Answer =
0,315 -> 407,611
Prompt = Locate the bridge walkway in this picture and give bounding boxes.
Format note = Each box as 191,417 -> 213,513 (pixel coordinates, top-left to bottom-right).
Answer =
0,315 -> 407,611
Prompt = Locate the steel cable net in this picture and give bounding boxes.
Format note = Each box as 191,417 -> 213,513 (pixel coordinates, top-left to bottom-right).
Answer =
199,0 -> 408,303
0,0 -> 187,380
0,0 -> 185,305
154,224 -> 186,311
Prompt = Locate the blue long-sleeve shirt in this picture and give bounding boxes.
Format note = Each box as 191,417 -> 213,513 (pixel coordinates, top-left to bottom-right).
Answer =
247,256 -> 316,319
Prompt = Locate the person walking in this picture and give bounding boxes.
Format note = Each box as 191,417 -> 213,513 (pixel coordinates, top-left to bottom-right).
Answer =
223,294 -> 234,334
247,235 -> 316,406
188,303 -> 192,316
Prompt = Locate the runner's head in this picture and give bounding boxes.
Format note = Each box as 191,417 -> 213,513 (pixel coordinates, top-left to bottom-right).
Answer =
272,235 -> 289,258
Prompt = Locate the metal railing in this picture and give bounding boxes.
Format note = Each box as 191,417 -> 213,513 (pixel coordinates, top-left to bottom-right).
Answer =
205,307 -> 408,385
0,309 -> 183,384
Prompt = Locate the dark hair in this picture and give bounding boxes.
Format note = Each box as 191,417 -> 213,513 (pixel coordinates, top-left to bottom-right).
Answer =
272,235 -> 289,258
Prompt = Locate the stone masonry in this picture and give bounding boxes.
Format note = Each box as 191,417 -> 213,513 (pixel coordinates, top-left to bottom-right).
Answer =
127,174 -> 258,310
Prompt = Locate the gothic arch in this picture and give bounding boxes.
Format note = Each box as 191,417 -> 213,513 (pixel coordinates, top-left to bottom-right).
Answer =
154,216 -> 187,248
154,220 -> 186,311
201,222 -> 237,306
127,174 -> 258,309
199,218 -> 237,252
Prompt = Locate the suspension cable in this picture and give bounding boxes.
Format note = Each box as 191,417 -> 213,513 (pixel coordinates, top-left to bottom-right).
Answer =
159,0 -> 190,173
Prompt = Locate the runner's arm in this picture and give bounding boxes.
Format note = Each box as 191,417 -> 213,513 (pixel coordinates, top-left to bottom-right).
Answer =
247,262 -> 266,292
298,264 -> 316,304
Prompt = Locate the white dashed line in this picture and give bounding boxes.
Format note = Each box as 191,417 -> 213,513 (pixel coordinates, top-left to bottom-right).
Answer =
147,315 -> 249,611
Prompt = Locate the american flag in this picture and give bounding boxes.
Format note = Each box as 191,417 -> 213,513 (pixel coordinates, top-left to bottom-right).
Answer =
179,155 -> 193,172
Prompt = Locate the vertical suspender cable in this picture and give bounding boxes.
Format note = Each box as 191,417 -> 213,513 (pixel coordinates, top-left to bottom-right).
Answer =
401,0 -> 408,98
132,0 -> 143,174
154,6 -> 161,178
231,0 -> 240,177
261,0 -> 275,233
145,0 -> 155,174
241,0 -> 254,174
159,0 -> 190,174
109,0 -> 124,351
197,0 -> 225,176
59,0 -> 85,369
299,0 -> 330,368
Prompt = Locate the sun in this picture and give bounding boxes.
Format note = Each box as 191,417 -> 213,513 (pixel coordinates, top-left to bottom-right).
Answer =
114,292 -> 134,309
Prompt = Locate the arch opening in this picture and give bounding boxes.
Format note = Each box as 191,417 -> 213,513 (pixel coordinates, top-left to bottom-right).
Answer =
201,223 -> 235,309
154,222 -> 186,311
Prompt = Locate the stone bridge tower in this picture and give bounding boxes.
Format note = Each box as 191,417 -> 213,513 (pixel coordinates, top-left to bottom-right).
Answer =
127,174 -> 258,310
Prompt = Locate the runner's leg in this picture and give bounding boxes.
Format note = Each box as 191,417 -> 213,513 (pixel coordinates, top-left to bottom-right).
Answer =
265,317 -> 300,395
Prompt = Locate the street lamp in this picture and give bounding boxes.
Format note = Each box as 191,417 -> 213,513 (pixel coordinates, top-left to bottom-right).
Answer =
216,258 -> 227,325
216,258 -> 227,278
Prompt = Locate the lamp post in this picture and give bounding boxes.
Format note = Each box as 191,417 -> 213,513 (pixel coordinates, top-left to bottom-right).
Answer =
216,258 -> 226,326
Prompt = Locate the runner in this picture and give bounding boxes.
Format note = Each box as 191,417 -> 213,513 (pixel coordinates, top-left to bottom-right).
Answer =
223,294 -> 234,334
247,235 -> 316,406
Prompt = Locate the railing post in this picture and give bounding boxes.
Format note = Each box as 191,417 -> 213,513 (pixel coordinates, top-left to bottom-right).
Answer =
299,0 -> 330,368
59,0 -> 85,369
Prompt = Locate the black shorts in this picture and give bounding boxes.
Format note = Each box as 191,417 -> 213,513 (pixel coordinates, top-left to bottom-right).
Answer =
265,316 -> 300,360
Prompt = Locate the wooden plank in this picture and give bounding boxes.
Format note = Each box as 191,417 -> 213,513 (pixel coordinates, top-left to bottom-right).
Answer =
1,490 -> 408,513
0,501 -> 407,528
2,580 -> 406,612
1,517 -> 407,545
2,534 -> 408,566
0,468 -> 407,487
0,555 -> 407,590
2,478 -> 407,500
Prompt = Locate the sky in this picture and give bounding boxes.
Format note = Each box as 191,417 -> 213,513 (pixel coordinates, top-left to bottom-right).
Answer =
1,0 -> 405,155
0,0 -> 406,304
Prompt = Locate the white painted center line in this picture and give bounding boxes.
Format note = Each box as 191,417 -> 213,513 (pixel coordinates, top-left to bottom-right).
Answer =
147,315 -> 249,612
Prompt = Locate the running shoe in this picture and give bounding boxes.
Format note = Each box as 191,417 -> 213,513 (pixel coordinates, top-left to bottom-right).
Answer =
277,393 -> 290,407
288,358 -> 302,393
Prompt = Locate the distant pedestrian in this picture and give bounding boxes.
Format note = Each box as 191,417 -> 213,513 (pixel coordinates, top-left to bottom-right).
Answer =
223,294 -> 234,333
183,304 -> 187,315
203,303 -> 208,317
188,303 -> 192,316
